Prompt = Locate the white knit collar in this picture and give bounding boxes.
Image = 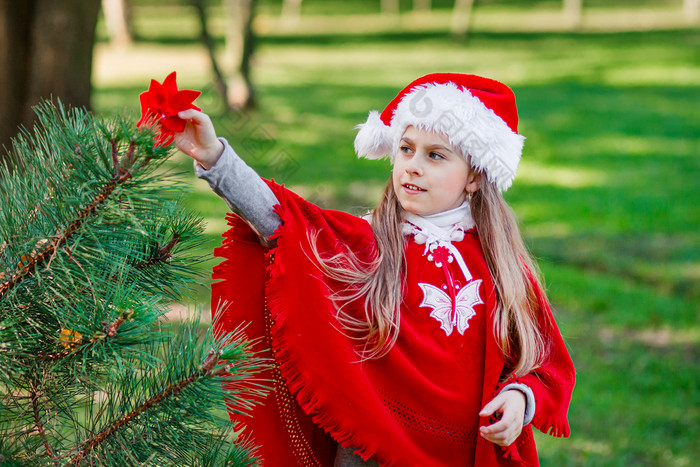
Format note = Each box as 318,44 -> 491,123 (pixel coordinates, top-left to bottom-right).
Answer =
403,202 -> 474,243
402,202 -> 476,285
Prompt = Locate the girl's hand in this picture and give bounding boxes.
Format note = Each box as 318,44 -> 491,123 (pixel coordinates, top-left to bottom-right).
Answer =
174,109 -> 224,170
479,390 -> 526,446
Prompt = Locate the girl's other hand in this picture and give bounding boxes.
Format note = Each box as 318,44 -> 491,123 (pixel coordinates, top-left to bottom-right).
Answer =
175,109 -> 224,170
478,390 -> 526,446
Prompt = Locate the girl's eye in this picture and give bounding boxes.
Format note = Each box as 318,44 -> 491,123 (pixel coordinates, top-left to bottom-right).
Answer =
429,152 -> 444,160
400,145 -> 413,154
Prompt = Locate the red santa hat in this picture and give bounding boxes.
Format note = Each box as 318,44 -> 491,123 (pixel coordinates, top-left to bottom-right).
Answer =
354,73 -> 524,191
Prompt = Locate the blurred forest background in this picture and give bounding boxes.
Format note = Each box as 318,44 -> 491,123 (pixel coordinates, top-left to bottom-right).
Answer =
1,0 -> 698,465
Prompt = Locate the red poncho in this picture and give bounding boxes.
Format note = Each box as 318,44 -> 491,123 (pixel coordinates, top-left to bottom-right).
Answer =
212,181 -> 575,466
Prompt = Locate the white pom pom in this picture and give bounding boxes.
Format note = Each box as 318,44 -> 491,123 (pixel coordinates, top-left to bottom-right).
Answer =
354,110 -> 393,159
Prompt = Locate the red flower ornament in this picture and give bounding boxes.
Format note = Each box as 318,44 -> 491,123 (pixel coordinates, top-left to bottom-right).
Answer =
137,71 -> 201,146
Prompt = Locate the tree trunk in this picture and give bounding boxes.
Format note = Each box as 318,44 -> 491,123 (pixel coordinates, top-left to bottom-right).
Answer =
451,0 -> 475,38
101,0 -> 133,47
0,0 -> 33,163
381,0 -> 399,16
281,0 -> 302,27
562,0 -> 582,29
0,0 -> 101,167
192,0 -> 230,109
224,0 -> 255,110
685,0 -> 700,23
414,0 -> 431,11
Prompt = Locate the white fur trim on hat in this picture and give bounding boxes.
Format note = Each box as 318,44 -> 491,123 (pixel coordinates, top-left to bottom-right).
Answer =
354,110 -> 393,160
355,82 -> 525,191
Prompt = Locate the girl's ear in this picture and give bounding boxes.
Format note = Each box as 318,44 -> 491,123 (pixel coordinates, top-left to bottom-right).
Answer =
466,169 -> 482,195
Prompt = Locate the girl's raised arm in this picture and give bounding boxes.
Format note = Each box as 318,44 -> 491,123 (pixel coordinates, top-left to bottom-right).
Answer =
175,110 -> 282,245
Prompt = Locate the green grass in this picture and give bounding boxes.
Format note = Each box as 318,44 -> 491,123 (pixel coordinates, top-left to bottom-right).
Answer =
93,4 -> 699,465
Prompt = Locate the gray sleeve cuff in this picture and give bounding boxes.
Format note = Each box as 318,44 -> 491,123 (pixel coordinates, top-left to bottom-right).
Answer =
194,138 -> 281,244
500,382 -> 536,426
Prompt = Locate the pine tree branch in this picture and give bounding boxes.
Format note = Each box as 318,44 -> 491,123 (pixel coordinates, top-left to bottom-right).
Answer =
124,141 -> 136,169
102,310 -> 132,338
137,234 -> 181,270
0,104 -> 255,465
111,138 -> 120,179
3,312 -> 130,363
0,141 -> 147,300
29,378 -> 56,463
67,349 -> 225,465
32,232 -> 181,317
113,140 -> 138,181
0,182 -> 114,299
64,244 -> 98,305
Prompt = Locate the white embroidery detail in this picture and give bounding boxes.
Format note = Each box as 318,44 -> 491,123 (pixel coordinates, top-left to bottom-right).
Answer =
419,281 -> 484,336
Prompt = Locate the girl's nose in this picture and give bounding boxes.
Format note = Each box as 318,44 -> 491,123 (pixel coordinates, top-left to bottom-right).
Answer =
405,156 -> 424,176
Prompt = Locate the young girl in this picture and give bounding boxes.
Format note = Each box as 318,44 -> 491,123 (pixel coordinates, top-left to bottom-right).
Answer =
175,73 -> 575,466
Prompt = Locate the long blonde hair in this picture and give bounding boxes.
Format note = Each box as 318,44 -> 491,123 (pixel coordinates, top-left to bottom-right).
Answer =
311,177 -> 551,376
309,180 -> 405,360
471,179 -> 552,376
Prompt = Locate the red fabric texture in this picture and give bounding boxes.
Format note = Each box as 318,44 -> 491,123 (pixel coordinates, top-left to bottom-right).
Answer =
212,181 -> 575,466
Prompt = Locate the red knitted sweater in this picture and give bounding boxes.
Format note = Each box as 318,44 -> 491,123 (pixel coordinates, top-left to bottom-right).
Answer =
212,181 -> 575,466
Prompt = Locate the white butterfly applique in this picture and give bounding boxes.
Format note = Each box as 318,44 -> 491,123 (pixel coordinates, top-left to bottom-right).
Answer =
419,281 -> 483,336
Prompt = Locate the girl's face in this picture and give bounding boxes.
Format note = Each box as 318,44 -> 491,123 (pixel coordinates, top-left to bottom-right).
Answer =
392,126 -> 479,217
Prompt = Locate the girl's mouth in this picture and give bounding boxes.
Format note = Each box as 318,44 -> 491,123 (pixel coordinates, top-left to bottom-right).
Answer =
403,183 -> 426,192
